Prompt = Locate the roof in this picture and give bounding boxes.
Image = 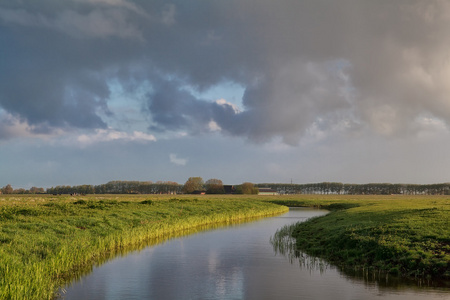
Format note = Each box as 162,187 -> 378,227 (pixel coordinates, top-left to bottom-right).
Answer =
258,188 -> 277,193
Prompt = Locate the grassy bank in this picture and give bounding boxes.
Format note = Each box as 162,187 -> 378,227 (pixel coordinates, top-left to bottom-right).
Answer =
0,194 -> 288,300
269,195 -> 450,279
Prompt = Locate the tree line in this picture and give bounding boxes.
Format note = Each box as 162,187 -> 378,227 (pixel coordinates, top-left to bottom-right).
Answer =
46,181 -> 182,195
0,184 -> 45,194
45,178 -> 259,195
256,182 -> 450,195
3,181 -> 450,195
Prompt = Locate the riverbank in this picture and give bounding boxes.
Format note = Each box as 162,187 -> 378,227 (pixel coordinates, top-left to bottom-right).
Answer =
0,194 -> 288,300
269,195 -> 450,279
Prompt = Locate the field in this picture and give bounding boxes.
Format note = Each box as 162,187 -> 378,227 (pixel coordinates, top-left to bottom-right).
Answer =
1,194 -> 449,299
268,195 -> 450,280
0,194 -> 287,300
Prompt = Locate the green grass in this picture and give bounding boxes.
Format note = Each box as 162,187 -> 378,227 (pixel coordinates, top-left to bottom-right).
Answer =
0,194 -> 288,300
268,195 -> 450,279
3,194 -> 448,299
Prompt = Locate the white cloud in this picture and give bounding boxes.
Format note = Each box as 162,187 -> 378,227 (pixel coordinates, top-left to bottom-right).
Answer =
169,153 -> 187,166
0,111 -> 63,140
208,120 -> 221,132
0,112 -> 158,147
215,99 -> 241,114
77,128 -> 156,145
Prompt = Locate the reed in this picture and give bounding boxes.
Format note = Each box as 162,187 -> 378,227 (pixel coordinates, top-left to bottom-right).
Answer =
266,195 -> 450,279
0,194 -> 287,300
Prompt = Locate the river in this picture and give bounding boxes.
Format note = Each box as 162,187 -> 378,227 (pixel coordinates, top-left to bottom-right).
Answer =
60,208 -> 449,299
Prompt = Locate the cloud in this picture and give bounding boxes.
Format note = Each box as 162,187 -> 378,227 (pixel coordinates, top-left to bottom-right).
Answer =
0,0 -> 148,136
140,1 -> 450,144
1,1 -> 450,145
215,99 -> 240,114
208,120 -> 221,132
0,111 -> 64,140
169,153 -> 187,166
72,0 -> 145,14
54,9 -> 144,40
160,4 -> 176,26
77,128 -> 156,145
0,5 -> 145,39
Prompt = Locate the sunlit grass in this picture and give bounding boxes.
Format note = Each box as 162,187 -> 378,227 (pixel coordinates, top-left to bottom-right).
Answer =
0,194 -> 288,300
266,195 -> 450,279
3,193 -> 448,299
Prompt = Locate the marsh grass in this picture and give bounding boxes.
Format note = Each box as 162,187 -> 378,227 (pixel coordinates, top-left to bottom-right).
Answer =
0,194 -> 288,300
267,195 -> 450,280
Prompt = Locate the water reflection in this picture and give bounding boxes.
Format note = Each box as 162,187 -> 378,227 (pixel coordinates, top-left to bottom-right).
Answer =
57,215 -> 272,298
61,208 -> 449,300
271,221 -> 450,293
270,222 -> 330,275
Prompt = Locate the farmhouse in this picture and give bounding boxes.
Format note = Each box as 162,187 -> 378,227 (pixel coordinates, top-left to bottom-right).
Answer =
192,190 -> 206,195
223,185 -> 234,194
258,187 -> 278,195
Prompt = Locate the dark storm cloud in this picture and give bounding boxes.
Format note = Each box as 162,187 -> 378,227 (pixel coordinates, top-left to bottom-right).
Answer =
1,0 -> 450,142
147,78 -> 213,133
0,0 -> 146,132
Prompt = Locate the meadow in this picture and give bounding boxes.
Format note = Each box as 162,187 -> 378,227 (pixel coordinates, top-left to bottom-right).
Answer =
1,194 -> 448,299
0,194 -> 287,300
268,195 -> 450,280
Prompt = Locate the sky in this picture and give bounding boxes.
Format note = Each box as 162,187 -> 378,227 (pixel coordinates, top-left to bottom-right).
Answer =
2,0 -> 450,189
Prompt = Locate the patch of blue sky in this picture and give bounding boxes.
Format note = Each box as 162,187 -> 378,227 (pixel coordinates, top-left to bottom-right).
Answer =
101,79 -> 152,133
100,78 -> 246,139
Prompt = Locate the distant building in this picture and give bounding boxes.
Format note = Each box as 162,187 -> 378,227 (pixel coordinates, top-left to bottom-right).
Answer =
258,187 -> 278,195
192,190 -> 206,195
223,185 -> 234,194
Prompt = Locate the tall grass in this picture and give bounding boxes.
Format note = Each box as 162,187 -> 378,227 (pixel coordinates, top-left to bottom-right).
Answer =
266,195 -> 450,279
0,194 -> 288,300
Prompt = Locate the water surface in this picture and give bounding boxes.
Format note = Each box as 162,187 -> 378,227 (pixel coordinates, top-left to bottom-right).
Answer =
60,208 -> 449,299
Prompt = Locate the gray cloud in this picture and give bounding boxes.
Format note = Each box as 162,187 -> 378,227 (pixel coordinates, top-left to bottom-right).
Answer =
1,0 -> 450,143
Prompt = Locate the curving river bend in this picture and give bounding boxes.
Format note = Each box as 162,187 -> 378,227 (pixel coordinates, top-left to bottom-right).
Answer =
60,208 -> 449,300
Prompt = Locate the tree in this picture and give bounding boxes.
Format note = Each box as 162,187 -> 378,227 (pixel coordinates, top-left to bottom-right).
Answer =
205,178 -> 225,194
30,187 -> 45,194
182,177 -> 204,194
1,184 -> 14,194
15,188 -> 26,194
235,182 -> 258,194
